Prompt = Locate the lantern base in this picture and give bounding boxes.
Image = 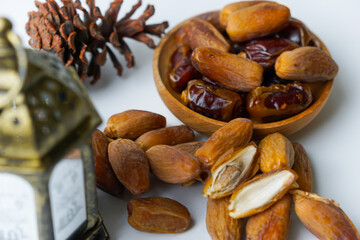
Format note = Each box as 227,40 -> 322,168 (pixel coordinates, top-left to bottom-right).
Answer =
81,213 -> 110,239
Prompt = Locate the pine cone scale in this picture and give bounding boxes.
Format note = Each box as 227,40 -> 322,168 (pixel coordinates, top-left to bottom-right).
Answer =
73,14 -> 87,30
41,32 -> 53,50
51,34 -> 63,51
132,32 -> 155,49
79,43 -> 88,64
144,22 -> 169,37
36,2 -> 49,16
139,5 -> 155,22
59,7 -> 67,20
89,22 -> 104,41
116,19 -> 144,37
109,31 -> 120,48
121,0 -> 141,20
68,32 -> 77,51
44,16 -> 57,34
59,21 -> 74,40
95,47 -> 107,66
30,35 -> 42,49
48,1 -> 61,19
101,0 -> 122,38
93,7 -> 104,21
27,0 -> 169,84
106,45 -> 123,76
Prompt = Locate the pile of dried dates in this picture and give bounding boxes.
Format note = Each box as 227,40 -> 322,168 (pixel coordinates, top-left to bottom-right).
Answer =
169,1 -> 338,122
92,109 -> 359,239
93,110 -> 197,233
91,1 -> 354,239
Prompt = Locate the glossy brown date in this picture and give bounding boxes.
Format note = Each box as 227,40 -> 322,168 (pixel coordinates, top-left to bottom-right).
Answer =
181,80 -> 246,121
246,83 -> 312,122
275,18 -> 321,48
169,45 -> 202,92
241,38 -> 298,69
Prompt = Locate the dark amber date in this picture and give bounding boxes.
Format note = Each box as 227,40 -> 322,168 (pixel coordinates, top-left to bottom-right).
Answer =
181,80 -> 246,121
171,45 -> 186,69
92,130 -> 123,197
246,83 -> 312,122
241,38 -> 298,69
275,18 -> 321,48
262,69 -> 292,86
169,45 -> 202,92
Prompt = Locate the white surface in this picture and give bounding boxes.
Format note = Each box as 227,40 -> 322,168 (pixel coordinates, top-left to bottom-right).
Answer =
1,0 -> 360,239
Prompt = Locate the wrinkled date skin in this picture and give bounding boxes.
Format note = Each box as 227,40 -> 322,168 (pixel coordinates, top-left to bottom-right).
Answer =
127,197 -> 191,233
206,197 -> 242,240
246,195 -> 292,240
275,47 -> 338,82
135,125 -> 195,151
220,1 -> 267,29
247,83 -> 313,122
104,110 -> 166,140
195,118 -> 253,171
92,130 -> 123,197
108,139 -> 150,195
181,80 -> 246,121
292,143 -> 313,192
191,47 -> 263,92
182,18 -> 230,52
241,38 -> 299,69
226,2 -> 290,42
169,45 -> 202,92
173,141 -> 205,156
145,145 -> 201,184
292,190 -> 360,240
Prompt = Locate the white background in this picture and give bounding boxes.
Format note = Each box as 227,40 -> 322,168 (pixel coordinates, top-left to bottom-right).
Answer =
1,0 -> 360,239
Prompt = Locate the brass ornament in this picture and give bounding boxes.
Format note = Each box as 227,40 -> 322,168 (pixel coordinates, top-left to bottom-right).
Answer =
0,18 -> 27,109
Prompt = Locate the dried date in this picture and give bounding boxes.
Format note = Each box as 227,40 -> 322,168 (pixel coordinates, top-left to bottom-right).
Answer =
181,80 -> 246,121
92,130 -> 123,197
246,83 -> 312,121
127,197 -> 191,233
169,45 -> 202,92
183,18 -> 230,52
241,38 -> 298,69
226,2 -> 290,42
196,11 -> 224,33
191,47 -> 263,92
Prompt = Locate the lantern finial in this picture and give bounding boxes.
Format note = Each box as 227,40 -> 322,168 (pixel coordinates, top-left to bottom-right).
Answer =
0,17 -> 27,109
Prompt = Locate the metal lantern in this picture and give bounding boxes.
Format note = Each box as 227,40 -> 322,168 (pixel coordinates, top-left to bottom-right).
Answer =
0,18 -> 109,239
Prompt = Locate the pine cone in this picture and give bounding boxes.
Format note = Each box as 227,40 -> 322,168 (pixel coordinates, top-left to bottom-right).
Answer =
26,0 -> 169,84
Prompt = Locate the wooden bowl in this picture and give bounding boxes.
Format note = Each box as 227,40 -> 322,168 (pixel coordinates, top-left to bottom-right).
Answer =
153,13 -> 334,137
